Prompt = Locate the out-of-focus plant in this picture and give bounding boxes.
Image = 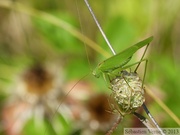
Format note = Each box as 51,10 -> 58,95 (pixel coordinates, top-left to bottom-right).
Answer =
0,0 -> 179,135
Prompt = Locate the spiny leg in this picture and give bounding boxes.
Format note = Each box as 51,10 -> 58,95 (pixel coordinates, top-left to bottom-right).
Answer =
134,43 -> 150,72
131,41 -> 149,86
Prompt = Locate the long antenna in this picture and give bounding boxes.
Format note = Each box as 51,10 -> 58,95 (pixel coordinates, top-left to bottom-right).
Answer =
84,0 -> 164,134
84,0 -> 116,55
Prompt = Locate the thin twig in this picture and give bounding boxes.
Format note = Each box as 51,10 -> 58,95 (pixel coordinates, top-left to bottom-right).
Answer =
134,112 -> 154,128
105,116 -> 122,135
142,104 -> 165,135
84,0 -> 116,55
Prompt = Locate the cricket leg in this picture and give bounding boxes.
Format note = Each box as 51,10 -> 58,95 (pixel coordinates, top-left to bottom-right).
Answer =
134,43 -> 150,72
137,59 -> 164,134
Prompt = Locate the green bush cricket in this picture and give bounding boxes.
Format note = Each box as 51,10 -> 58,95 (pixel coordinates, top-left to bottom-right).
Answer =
92,36 -> 153,79
84,0 -> 165,134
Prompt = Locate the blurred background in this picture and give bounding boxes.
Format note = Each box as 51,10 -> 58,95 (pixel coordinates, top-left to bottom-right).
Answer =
0,0 -> 179,135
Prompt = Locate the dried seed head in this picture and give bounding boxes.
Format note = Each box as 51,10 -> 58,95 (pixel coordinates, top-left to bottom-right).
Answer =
110,71 -> 145,116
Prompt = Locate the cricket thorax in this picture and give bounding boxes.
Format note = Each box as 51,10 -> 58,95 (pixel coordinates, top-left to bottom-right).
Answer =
110,70 -> 145,116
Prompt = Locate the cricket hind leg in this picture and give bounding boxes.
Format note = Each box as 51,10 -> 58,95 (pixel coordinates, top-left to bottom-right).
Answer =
102,42 -> 150,80
120,42 -> 149,87
121,60 -> 165,134
131,43 -> 164,134
130,50 -> 165,134
123,42 -> 150,86
134,43 -> 150,72
121,58 -> 148,88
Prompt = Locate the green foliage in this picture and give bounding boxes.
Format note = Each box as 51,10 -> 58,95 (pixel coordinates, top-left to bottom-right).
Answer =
0,0 -> 179,135
33,12 -> 82,54
98,16 -> 138,52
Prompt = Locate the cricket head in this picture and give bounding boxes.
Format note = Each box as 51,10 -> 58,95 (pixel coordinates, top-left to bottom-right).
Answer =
92,67 -> 101,78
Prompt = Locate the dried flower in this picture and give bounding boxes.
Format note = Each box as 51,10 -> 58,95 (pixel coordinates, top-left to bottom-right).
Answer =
110,70 -> 145,116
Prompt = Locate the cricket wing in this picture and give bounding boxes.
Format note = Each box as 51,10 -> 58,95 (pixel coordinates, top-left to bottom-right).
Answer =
99,36 -> 153,72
